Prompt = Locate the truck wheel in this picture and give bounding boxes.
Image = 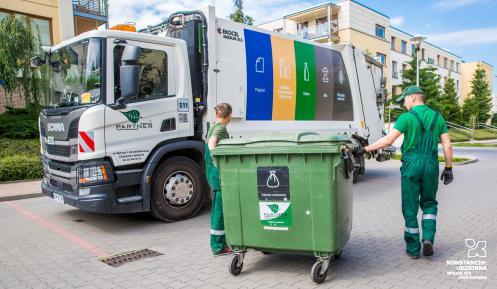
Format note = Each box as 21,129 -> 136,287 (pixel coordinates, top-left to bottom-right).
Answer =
151,156 -> 205,222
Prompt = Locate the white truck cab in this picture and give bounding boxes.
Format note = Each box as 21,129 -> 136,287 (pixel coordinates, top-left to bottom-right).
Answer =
38,6 -> 390,221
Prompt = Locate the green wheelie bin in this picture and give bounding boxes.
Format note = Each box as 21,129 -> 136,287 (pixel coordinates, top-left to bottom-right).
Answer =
211,132 -> 356,284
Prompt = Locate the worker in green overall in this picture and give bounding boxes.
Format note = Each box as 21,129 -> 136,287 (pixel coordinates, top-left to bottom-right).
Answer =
354,85 -> 453,259
205,103 -> 233,256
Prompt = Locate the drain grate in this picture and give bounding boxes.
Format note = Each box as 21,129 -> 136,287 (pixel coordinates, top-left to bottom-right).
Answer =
101,249 -> 163,267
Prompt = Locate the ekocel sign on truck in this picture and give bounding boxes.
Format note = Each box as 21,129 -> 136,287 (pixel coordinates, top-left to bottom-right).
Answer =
33,6 -> 391,221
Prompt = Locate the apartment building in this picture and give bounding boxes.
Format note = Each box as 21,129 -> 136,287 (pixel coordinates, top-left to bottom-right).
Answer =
460,61 -> 493,105
0,0 -> 108,44
0,0 -> 108,112
258,0 -> 463,99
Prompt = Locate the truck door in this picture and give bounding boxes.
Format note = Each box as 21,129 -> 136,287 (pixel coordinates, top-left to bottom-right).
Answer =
105,40 -> 189,167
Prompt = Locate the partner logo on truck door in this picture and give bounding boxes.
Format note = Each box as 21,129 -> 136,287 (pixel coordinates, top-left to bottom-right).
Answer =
116,110 -> 153,131
217,27 -> 243,42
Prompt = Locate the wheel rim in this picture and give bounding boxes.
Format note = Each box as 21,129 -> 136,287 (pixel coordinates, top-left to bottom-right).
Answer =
163,171 -> 195,208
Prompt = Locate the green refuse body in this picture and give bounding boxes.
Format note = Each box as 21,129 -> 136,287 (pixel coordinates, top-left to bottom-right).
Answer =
212,132 -> 356,284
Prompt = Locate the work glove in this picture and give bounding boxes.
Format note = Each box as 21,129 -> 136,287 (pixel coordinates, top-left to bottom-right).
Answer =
440,167 -> 453,185
352,147 -> 366,157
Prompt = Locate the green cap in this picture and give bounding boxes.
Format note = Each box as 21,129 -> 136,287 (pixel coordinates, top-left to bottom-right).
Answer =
396,85 -> 423,102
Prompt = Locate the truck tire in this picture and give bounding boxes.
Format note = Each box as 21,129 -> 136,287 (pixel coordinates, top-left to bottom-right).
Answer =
151,156 -> 205,222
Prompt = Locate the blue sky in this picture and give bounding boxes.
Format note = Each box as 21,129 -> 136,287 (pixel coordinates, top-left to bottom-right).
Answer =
109,0 -> 497,92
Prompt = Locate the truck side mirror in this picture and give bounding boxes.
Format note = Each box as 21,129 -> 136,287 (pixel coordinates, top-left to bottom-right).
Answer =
30,56 -> 44,68
120,45 -> 141,99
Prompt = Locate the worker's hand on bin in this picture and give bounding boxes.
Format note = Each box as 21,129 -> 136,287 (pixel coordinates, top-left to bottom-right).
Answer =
352,147 -> 366,157
440,167 -> 453,185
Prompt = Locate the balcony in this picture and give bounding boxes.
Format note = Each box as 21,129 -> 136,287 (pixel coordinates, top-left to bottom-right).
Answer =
72,0 -> 108,35
284,3 -> 340,43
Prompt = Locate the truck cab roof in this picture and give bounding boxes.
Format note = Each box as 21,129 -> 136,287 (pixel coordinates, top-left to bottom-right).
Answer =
51,29 -> 185,51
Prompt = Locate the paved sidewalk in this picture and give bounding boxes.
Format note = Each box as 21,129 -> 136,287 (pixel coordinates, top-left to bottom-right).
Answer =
0,179 -> 42,202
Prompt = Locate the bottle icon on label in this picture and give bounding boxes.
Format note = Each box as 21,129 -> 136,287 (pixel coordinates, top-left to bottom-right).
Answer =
267,170 -> 280,188
304,62 -> 310,82
255,57 -> 264,73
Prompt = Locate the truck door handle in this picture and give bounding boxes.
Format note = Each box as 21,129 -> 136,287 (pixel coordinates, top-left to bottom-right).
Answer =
160,118 -> 176,132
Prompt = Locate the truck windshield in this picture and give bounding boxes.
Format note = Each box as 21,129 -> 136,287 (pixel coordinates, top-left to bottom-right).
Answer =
46,38 -> 103,108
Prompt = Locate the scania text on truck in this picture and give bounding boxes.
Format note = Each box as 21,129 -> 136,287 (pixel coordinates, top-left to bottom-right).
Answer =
32,6 -> 391,221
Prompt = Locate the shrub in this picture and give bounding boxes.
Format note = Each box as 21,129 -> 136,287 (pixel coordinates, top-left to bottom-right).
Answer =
0,111 -> 39,139
0,138 -> 41,182
0,155 -> 41,182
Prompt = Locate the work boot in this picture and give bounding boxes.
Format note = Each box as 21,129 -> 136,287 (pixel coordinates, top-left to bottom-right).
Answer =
422,240 -> 433,256
406,251 -> 420,259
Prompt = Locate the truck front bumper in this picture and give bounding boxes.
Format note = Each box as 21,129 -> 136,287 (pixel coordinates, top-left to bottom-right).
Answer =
41,178 -> 143,214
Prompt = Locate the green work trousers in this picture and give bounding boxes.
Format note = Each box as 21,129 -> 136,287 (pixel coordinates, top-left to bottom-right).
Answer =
401,155 -> 439,256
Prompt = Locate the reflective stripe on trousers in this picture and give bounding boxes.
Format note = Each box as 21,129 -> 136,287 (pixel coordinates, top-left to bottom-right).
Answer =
422,214 -> 436,220
405,227 -> 420,234
210,229 -> 225,236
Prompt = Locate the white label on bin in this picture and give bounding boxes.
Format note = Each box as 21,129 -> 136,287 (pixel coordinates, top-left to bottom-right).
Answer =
259,201 -> 292,229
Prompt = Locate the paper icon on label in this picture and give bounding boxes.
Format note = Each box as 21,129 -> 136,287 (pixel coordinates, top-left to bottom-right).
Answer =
255,57 -> 265,73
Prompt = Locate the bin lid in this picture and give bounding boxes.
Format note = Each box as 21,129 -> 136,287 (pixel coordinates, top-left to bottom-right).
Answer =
212,132 -> 356,156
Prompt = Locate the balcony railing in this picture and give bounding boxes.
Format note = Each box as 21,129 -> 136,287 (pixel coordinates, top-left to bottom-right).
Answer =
296,21 -> 338,40
73,0 -> 107,17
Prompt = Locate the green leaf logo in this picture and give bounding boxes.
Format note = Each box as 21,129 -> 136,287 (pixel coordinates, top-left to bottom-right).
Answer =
268,204 -> 279,214
121,110 -> 140,124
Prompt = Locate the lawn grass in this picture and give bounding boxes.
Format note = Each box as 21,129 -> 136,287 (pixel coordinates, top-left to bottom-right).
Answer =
448,128 -> 497,142
391,154 -> 469,163
452,142 -> 497,147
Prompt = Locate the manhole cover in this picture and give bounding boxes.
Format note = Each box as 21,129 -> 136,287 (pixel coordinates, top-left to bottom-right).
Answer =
101,249 -> 163,267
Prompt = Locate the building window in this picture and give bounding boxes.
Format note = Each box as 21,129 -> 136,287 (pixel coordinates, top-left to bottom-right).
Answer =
401,40 -> 407,54
457,80 -> 459,90
456,62 -> 459,72
316,17 -> 328,37
402,63 -> 407,75
376,53 -> 386,65
0,10 -> 52,49
375,24 -> 385,39
427,57 -> 434,65
421,48 -> 425,60
437,55 -> 441,66
297,21 -> 309,39
444,57 -> 448,69
391,36 -> 396,50
450,60 -> 454,71
412,44 -> 416,56
392,61 -> 398,79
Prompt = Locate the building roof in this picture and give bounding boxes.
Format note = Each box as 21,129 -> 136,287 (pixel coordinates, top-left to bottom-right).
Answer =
349,0 -> 390,18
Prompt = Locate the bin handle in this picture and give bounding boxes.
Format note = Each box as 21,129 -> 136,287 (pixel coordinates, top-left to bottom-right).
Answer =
340,145 -> 355,179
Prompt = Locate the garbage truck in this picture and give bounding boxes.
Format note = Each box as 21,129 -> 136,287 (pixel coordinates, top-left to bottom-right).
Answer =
33,6 -> 391,222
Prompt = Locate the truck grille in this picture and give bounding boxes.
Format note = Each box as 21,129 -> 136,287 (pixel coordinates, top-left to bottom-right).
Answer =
50,179 -> 74,191
68,119 -> 79,139
40,123 -> 46,137
46,144 -> 71,157
48,160 -> 73,173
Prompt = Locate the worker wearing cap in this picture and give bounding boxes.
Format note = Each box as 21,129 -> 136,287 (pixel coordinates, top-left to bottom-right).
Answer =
354,85 -> 453,259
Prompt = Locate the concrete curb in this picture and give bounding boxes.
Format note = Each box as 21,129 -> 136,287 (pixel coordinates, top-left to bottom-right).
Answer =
0,193 -> 43,202
451,156 -> 479,166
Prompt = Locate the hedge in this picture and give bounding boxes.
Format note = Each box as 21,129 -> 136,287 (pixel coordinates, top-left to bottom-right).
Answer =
0,110 -> 39,139
0,138 -> 41,182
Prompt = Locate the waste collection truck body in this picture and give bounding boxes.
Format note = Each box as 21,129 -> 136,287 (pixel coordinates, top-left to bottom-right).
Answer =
38,6 -> 388,221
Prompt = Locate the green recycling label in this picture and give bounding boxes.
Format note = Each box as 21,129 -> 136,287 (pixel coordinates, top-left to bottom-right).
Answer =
259,201 -> 292,230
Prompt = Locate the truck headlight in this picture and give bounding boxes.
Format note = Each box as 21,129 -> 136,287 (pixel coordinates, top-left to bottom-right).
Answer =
78,162 -> 113,186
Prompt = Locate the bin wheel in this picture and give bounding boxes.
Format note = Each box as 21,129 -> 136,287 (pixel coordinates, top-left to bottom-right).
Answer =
229,255 -> 243,276
311,260 -> 328,284
333,250 -> 343,260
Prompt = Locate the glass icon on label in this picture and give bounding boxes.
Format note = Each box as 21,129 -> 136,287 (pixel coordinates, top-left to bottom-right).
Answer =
256,57 -> 265,73
304,62 -> 310,82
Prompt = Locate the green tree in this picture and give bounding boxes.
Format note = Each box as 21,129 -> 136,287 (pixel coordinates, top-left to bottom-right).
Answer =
229,0 -> 254,25
462,64 -> 493,124
0,15 -> 47,113
401,58 -> 441,110
438,77 -> 462,123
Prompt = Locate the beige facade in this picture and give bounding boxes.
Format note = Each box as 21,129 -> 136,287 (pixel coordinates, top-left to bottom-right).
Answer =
460,61 -> 493,103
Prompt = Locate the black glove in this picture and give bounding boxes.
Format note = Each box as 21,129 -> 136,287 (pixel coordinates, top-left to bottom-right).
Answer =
352,147 -> 366,157
440,167 -> 453,185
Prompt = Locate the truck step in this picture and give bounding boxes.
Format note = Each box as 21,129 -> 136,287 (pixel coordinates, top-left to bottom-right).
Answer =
117,196 -> 143,204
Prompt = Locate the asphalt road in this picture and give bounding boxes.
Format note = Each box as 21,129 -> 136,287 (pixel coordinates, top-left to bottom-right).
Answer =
0,147 -> 495,289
